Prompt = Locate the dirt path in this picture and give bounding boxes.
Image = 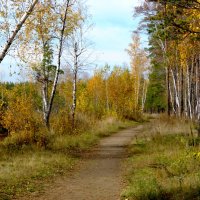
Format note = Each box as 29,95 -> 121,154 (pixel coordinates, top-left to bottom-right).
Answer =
25,125 -> 143,200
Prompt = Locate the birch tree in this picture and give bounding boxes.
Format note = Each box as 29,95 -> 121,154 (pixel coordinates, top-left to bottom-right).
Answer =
18,0 -> 82,128
0,0 -> 39,64
65,9 -> 93,128
126,33 -> 148,112
135,0 -> 200,132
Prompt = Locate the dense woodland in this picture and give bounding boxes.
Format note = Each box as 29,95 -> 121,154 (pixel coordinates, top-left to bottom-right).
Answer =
138,0 -> 200,120
0,0 -> 149,146
0,0 -> 199,140
0,0 -> 200,199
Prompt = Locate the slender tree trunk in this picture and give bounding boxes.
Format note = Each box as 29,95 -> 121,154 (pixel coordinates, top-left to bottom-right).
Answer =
72,70 -> 77,129
181,67 -> 184,116
0,0 -> 39,64
171,68 -> 180,115
105,79 -> 109,112
184,82 -> 188,118
197,56 -> 200,136
176,47 -> 181,117
42,82 -> 50,128
187,64 -> 192,119
167,66 -> 171,116
195,57 -> 198,118
191,56 -> 195,117
169,81 -> 175,114
44,0 -> 71,129
71,43 -> 78,129
142,80 -> 147,112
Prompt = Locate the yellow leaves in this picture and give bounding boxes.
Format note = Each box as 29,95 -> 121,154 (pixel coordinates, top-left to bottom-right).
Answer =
107,68 -> 136,116
127,33 -> 148,75
17,0 -> 84,67
75,67 -> 139,118
193,152 -> 200,159
24,1 -> 57,41
178,38 -> 198,70
126,33 -> 148,111
1,84 -> 41,135
63,10 -> 83,36
77,89 -> 88,112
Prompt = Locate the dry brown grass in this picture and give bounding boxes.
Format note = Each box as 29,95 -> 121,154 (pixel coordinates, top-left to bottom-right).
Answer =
144,114 -> 192,136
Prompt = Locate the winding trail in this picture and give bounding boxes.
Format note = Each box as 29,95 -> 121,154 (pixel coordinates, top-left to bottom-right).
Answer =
26,125 -> 143,200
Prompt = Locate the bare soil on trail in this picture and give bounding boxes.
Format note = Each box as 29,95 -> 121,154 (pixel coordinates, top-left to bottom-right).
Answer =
22,125 -> 143,200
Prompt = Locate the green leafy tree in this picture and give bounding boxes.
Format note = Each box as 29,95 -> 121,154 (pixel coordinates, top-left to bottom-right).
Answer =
145,62 -> 167,113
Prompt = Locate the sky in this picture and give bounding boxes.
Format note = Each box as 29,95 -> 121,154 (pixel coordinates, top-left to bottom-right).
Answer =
87,0 -> 141,66
0,0 -> 142,82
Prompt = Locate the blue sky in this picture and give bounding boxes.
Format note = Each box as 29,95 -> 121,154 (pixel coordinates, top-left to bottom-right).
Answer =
0,0 -> 142,81
87,0 -> 141,66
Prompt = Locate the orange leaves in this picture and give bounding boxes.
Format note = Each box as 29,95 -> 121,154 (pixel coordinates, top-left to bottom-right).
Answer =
76,66 -> 139,119
108,68 -> 134,115
1,84 -> 41,135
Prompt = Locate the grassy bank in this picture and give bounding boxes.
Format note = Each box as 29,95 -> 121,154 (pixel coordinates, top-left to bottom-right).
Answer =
0,118 -> 136,200
121,116 -> 200,200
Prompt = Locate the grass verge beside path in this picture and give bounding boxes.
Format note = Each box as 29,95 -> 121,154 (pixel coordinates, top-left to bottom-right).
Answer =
121,117 -> 200,200
0,118 -> 137,200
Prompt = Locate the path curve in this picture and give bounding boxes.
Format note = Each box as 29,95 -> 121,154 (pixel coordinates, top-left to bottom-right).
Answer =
24,125 -> 143,200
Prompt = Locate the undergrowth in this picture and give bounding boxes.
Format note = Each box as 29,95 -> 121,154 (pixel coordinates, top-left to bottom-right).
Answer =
121,116 -> 200,200
0,117 -> 136,199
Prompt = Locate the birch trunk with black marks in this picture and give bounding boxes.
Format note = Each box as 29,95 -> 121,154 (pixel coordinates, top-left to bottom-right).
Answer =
141,80 -> 147,112
71,42 -> 78,129
0,0 -> 39,64
196,55 -> 200,136
186,64 -> 192,119
43,0 -> 71,129
67,12 -> 93,129
42,81 -> 49,128
171,68 -> 180,116
167,66 -> 171,116
169,80 -> 176,114
181,67 -> 184,116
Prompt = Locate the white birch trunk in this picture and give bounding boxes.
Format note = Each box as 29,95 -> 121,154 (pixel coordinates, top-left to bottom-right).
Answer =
184,83 -> 188,118
169,81 -> 176,114
42,83 -> 49,125
71,70 -> 77,128
171,69 -> 180,112
71,42 -> 78,128
141,80 -> 147,112
105,79 -> 109,112
186,64 -> 192,119
44,0 -> 71,128
0,0 -> 39,64
195,57 -> 199,118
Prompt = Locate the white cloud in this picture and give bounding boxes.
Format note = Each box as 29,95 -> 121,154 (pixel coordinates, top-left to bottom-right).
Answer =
87,0 -> 142,68
94,49 -> 130,66
89,26 -> 132,50
88,0 -> 140,20
0,0 -> 143,81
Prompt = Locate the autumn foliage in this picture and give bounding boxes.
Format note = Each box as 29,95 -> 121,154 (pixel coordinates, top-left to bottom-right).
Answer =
0,0 -> 150,147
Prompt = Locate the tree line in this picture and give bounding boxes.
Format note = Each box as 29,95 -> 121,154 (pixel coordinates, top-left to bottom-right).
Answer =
136,0 -> 200,128
0,0 -> 148,143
